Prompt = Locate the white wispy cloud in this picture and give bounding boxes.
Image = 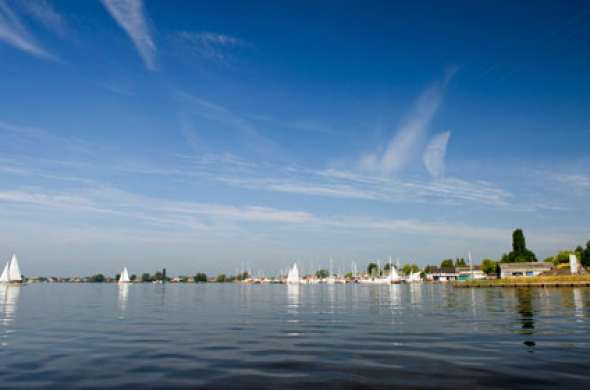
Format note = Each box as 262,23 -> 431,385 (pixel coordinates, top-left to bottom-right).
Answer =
423,131 -> 451,178
176,92 -> 283,158
0,1 -> 55,60
321,216 -> 510,242
101,0 -> 156,71
551,173 -> 590,190
19,0 -> 67,37
360,69 -> 456,175
0,187 -> 313,228
215,163 -> 512,207
0,120 -> 92,154
174,31 -> 248,62
0,186 -> 523,245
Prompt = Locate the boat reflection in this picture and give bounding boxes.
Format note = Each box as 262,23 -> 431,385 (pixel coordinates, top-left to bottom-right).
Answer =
286,284 -> 301,336
287,283 -> 300,314
118,283 -> 129,317
0,285 -> 20,347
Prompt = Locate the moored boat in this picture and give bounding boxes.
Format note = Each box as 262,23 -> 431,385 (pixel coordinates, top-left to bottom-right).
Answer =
287,263 -> 301,284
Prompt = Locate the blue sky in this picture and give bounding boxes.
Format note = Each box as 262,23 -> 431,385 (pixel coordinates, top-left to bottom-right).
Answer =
0,0 -> 589,276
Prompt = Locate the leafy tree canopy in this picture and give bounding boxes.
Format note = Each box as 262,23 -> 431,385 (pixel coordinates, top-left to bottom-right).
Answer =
315,269 -> 329,279
440,259 -> 454,268
402,264 -> 420,274
88,273 -> 105,283
194,273 -> 207,283
501,229 -> 537,263
216,274 -> 227,283
141,273 -> 153,282
367,262 -> 379,277
481,259 -> 498,274
581,240 -> 590,267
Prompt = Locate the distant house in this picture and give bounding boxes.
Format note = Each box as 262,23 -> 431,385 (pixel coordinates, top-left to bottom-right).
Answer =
498,262 -> 553,278
455,266 -> 486,280
426,267 -> 458,282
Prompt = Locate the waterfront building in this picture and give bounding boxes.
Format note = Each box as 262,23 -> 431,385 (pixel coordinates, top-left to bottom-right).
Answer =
425,267 -> 458,282
456,266 -> 486,280
498,262 -> 553,278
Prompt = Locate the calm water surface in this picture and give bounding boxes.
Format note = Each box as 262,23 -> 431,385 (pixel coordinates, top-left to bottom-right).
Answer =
1,283 -> 589,388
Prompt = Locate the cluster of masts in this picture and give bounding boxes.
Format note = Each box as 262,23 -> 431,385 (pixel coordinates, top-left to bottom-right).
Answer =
285,260 -> 421,285
0,255 -> 423,285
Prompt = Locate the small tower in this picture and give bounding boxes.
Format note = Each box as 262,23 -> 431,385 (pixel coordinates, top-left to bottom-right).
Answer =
569,254 -> 579,275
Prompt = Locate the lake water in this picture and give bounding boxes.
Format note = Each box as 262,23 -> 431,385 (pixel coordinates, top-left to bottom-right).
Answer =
1,283 -> 589,389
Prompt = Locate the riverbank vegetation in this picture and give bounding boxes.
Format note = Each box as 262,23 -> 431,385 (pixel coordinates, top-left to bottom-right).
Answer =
425,230 -> 590,277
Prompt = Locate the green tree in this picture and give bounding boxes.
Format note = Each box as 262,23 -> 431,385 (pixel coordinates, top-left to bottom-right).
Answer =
236,272 -> 250,281
583,241 -> 590,267
194,273 -> 208,283
88,273 -> 105,283
440,259 -> 454,268
344,272 -> 353,280
454,258 -> 466,267
215,274 -> 227,283
154,271 -> 164,281
130,274 -> 137,281
141,273 -> 153,282
513,229 -> 526,254
115,273 -> 121,281
481,259 -> 498,274
402,264 -> 420,274
367,262 -> 379,277
555,250 -> 575,264
501,229 -> 537,263
315,269 -> 329,279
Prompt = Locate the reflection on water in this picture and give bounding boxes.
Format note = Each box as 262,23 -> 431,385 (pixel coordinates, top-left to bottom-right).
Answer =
0,285 -> 20,347
573,288 -> 584,320
408,282 -> 421,307
516,288 -> 535,349
287,283 -> 300,313
117,284 -> 129,317
0,284 -> 589,388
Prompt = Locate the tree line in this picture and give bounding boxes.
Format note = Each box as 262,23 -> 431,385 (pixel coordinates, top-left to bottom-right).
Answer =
427,229 -> 590,275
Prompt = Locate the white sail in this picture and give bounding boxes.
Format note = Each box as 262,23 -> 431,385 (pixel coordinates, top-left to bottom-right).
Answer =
387,262 -> 400,283
7,255 -> 21,282
119,267 -> 130,283
0,261 -> 9,283
287,263 -> 300,284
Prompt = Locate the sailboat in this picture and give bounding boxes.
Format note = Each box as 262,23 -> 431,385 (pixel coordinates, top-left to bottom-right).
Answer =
287,263 -> 301,284
0,254 -> 22,284
118,267 -> 130,284
386,264 -> 400,284
326,258 -> 336,284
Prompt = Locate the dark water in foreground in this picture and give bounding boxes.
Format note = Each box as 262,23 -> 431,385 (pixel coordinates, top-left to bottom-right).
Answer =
1,283 -> 589,389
